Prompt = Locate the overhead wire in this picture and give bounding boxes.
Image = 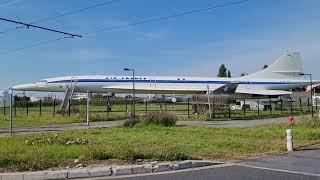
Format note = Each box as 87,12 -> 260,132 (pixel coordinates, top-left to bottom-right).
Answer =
0,0 -> 121,34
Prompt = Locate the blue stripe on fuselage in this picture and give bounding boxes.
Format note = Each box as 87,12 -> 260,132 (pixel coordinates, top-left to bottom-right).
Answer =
48,79 -> 295,85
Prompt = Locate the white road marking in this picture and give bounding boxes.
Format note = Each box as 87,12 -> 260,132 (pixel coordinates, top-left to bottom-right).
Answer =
233,163 -> 320,177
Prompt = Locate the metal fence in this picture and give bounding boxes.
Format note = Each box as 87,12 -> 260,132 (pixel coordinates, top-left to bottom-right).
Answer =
0,95 -> 318,131
1,95 -> 318,121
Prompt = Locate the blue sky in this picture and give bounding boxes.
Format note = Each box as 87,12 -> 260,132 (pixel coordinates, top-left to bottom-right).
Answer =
0,0 -> 320,89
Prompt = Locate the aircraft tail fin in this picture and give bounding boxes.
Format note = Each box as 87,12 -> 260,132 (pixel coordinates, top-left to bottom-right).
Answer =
243,52 -> 304,79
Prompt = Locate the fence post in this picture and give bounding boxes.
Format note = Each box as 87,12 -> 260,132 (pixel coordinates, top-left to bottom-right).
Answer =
165,101 -> 167,112
3,100 -> 5,115
299,98 -> 302,113
68,99 -> 71,117
86,91 -> 90,126
290,101 -> 293,115
39,100 -> 42,116
14,96 -> 16,117
187,98 -> 190,118
269,98 -> 272,116
257,99 -> 260,117
243,99 -> 246,117
316,100 -> 318,111
145,100 -> 148,115
53,99 -> 55,116
9,93 -> 13,135
228,104 -> 231,118
107,98 -> 110,118
125,99 -> 128,116
307,98 -> 310,112
26,100 -> 29,115
280,98 -> 283,115
212,98 -> 215,119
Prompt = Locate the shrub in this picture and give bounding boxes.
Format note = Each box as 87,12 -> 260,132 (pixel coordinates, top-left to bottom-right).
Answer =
123,118 -> 140,127
141,112 -> 177,126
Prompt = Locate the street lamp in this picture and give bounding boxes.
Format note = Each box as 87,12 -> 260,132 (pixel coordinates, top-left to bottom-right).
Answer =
123,68 -> 135,119
300,73 -> 313,117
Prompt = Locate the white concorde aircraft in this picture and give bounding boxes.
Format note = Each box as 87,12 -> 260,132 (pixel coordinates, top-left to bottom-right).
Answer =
12,52 -> 316,97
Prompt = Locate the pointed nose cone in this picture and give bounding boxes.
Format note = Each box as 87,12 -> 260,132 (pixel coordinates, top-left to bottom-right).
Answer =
12,83 -> 38,91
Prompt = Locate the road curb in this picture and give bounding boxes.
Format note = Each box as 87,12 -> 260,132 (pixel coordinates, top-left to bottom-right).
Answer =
0,160 -> 223,180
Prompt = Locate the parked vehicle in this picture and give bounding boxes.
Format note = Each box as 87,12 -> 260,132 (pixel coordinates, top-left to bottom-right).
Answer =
313,93 -> 320,107
231,100 -> 273,111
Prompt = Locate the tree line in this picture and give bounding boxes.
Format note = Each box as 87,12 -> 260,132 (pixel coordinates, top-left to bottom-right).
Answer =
217,64 -> 269,78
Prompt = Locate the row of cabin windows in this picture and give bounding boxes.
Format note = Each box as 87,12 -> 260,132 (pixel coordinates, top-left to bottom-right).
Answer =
105,77 -> 187,81
105,77 -> 147,80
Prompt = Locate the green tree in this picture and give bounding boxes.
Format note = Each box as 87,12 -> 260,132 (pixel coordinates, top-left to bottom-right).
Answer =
262,64 -> 269,69
217,64 -> 227,77
227,70 -> 231,78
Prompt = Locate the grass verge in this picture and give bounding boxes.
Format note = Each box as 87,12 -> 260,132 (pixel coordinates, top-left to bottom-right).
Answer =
0,118 -> 319,172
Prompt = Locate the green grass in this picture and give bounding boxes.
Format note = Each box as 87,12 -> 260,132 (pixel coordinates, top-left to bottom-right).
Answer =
0,105 -> 129,129
0,118 -> 319,172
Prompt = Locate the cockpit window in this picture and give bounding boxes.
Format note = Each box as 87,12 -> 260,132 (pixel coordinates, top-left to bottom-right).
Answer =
40,80 -> 48,83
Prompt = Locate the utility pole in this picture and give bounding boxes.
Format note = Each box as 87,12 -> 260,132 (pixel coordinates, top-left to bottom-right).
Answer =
207,85 -> 212,118
123,68 -> 136,119
300,73 -> 314,117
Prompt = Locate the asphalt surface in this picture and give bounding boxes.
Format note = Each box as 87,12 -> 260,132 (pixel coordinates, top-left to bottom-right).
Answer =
85,145 -> 320,180
237,144 -> 320,176
101,165 -> 319,180
0,115 -> 306,136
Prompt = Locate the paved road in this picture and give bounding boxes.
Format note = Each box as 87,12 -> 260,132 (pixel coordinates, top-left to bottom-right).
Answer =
237,144 -> 320,176
97,165 -> 319,180
86,145 -> 320,180
0,115 -> 307,136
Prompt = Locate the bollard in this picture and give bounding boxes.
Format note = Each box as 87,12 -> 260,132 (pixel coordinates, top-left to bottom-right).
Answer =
286,129 -> 293,151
